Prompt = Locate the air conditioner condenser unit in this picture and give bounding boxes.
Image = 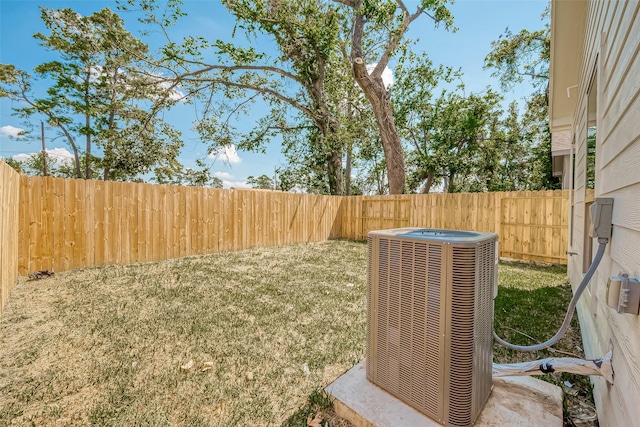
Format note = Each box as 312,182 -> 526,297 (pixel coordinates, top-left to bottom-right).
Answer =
367,228 -> 499,427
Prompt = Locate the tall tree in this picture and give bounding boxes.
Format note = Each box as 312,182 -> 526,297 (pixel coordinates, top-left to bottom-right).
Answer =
334,0 -> 454,193
277,51 -> 382,195
128,0 -> 357,194
125,0 -> 454,194
484,5 -> 560,189
0,7 -> 183,181
392,51 -> 453,193
428,89 -> 503,193
521,91 -> 559,190
1,63 -> 84,178
488,101 -> 532,191
392,51 -> 507,193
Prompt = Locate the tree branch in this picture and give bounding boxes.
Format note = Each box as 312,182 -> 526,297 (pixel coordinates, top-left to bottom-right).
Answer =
180,76 -> 314,122
223,92 -> 261,128
332,0 -> 357,7
374,2 -> 423,75
16,78 -> 82,178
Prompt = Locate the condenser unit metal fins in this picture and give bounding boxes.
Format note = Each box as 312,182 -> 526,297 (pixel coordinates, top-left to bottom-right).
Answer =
367,228 -> 498,427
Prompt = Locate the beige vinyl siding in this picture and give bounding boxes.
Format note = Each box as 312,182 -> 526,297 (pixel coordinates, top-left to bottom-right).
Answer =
564,1 -> 640,426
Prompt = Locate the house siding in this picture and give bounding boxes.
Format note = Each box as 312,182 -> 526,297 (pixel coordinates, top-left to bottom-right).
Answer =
561,1 -> 640,425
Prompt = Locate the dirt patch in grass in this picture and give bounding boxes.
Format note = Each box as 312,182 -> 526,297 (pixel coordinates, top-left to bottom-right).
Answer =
1,242 -> 596,426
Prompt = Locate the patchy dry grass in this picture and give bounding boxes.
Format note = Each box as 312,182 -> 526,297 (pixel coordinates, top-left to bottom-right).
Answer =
1,241 -> 594,426
0,241 -> 366,426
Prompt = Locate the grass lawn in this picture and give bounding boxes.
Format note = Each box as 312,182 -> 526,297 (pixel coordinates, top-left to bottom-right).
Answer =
0,241 -> 593,426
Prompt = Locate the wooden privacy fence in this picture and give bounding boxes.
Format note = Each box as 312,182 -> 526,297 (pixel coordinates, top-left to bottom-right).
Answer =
340,190 -> 569,264
17,177 -> 342,275
1,169 -> 569,314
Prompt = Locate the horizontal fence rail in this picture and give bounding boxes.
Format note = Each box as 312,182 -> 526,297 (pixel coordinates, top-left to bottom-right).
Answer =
1,163 -> 569,313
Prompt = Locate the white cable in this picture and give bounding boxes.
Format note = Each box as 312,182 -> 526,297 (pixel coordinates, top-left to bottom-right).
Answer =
493,238 -> 609,352
493,351 -> 614,384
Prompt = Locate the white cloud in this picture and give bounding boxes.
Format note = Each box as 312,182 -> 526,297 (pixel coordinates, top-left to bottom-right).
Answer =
12,153 -> 31,162
0,125 -> 26,138
46,147 -> 75,162
157,80 -> 186,101
12,147 -> 74,164
214,171 -> 233,180
222,180 -> 250,189
209,144 -> 242,164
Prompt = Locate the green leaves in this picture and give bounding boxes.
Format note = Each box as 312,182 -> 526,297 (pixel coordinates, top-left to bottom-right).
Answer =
483,8 -> 558,190
247,174 -> 276,190
3,6 -> 184,181
484,27 -> 549,92
213,41 -> 264,65
421,0 -> 455,30
393,51 -> 518,194
0,64 -> 24,97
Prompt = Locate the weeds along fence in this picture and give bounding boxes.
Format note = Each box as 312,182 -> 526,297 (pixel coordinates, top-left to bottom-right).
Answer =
0,166 -> 568,314
0,162 -> 20,316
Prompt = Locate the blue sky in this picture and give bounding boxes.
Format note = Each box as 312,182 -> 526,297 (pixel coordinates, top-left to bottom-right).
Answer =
0,0 -> 547,188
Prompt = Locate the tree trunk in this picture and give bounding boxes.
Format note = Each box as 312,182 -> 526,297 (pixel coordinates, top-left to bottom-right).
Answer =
40,121 -> 47,177
85,116 -> 91,179
345,145 -> 352,196
422,172 -> 434,194
85,70 -> 92,180
447,171 -> 456,193
57,125 -> 82,178
352,57 -> 405,194
327,147 -> 343,195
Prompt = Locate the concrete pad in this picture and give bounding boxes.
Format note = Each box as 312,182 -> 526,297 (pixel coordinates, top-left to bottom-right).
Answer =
325,361 -> 563,427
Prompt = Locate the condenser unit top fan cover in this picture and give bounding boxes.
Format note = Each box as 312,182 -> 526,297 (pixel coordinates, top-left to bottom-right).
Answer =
367,227 -> 498,427
372,228 -> 492,243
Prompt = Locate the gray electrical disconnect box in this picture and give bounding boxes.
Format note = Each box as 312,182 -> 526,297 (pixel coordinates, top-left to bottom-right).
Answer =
589,198 -> 614,239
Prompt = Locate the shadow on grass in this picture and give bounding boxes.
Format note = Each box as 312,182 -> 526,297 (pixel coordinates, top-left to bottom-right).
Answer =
281,389 -> 337,427
493,281 -> 596,426
494,285 -> 574,355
